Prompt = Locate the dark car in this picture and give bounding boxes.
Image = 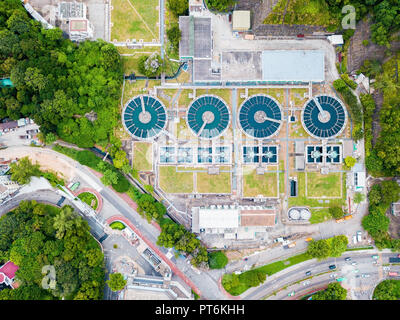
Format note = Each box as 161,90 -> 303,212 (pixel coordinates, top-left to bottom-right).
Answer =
305,271 -> 311,276
345,257 -> 351,261
329,264 -> 337,270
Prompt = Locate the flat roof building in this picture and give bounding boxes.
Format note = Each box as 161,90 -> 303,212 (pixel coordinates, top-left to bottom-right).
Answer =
262,50 -> 325,82
232,11 -> 251,32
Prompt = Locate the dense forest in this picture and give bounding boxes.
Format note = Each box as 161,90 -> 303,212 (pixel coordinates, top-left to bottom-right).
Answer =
0,201 -> 105,300
0,0 -> 123,150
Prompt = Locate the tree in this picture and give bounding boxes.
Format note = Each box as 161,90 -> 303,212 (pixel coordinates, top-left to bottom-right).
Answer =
344,156 -> 357,168
208,251 -> 228,269
354,192 -> 365,204
313,282 -> 347,300
381,180 -> 400,206
373,280 -> 399,300
106,273 -> 127,292
138,53 -> 163,77
53,206 -> 79,239
368,184 -> 382,206
329,206 -> 344,219
307,239 -> 331,260
9,156 -> 40,184
206,0 -> 236,12
330,235 -> 348,257
45,132 -> 57,145
101,169 -> 118,186
167,0 -> 188,17
166,23 -> 181,53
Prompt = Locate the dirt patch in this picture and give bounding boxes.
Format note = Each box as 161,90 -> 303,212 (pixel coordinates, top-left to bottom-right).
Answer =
388,210 -> 400,239
347,16 -> 400,73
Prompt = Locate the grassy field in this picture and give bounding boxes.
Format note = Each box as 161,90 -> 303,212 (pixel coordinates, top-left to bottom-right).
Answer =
122,80 -> 161,105
263,0 -> 339,30
288,171 -> 346,223
158,166 -> 194,193
78,192 -> 98,210
290,88 -> 308,107
243,167 -> 278,198
309,208 -> 332,224
178,89 -> 194,107
157,88 -> 178,108
111,0 -> 159,42
133,142 -> 152,171
306,172 -> 342,198
197,166 -> 231,194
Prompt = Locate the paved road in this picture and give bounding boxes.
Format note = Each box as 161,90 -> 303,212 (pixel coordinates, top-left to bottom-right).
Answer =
0,146 -> 226,299
242,250 -> 400,300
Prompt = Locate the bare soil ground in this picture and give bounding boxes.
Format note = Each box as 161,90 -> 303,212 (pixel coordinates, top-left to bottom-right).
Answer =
388,213 -> 400,239
347,16 -> 400,73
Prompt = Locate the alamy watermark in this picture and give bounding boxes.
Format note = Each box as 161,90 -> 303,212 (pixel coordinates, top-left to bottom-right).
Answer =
342,5 -> 356,30
41,265 -> 56,290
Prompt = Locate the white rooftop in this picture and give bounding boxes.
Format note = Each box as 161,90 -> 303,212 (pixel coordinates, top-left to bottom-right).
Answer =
198,207 -> 239,229
261,50 -> 325,82
327,35 -> 344,45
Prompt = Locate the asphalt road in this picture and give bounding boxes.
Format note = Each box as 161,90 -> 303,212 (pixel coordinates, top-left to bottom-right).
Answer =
243,251 -> 400,300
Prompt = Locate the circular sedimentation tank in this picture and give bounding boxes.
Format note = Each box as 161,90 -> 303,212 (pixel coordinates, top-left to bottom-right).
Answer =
186,95 -> 230,139
238,94 -> 283,139
301,95 -> 347,139
122,95 -> 167,140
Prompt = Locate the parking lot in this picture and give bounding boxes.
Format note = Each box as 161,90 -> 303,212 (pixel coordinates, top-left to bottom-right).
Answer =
0,123 -> 40,148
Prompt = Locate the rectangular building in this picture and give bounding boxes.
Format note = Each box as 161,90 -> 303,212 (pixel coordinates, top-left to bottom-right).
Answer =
261,50 -> 325,82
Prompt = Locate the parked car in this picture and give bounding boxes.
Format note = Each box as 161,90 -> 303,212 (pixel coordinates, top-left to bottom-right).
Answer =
345,257 -> 351,261
305,271 -> 311,276
356,231 -> 362,242
19,135 -> 29,139
329,264 -> 336,270
26,129 -> 39,135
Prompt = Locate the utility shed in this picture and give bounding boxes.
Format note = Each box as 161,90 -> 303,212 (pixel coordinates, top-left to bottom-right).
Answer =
232,10 -> 251,31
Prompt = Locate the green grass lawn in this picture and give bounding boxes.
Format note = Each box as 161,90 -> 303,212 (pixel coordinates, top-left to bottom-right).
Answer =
307,172 -> 342,198
197,167 -> 231,194
264,0 -> 339,30
111,0 -> 159,42
133,142 -> 152,171
78,192 -> 98,210
158,166 -> 194,193
309,208 -> 331,224
290,88 -> 308,107
178,89 -> 194,107
243,166 -> 278,198
289,172 -> 346,224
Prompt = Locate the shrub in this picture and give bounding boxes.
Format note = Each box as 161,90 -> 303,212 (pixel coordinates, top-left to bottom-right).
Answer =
110,221 -> 126,230
340,73 -> 358,90
208,251 -> 228,269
